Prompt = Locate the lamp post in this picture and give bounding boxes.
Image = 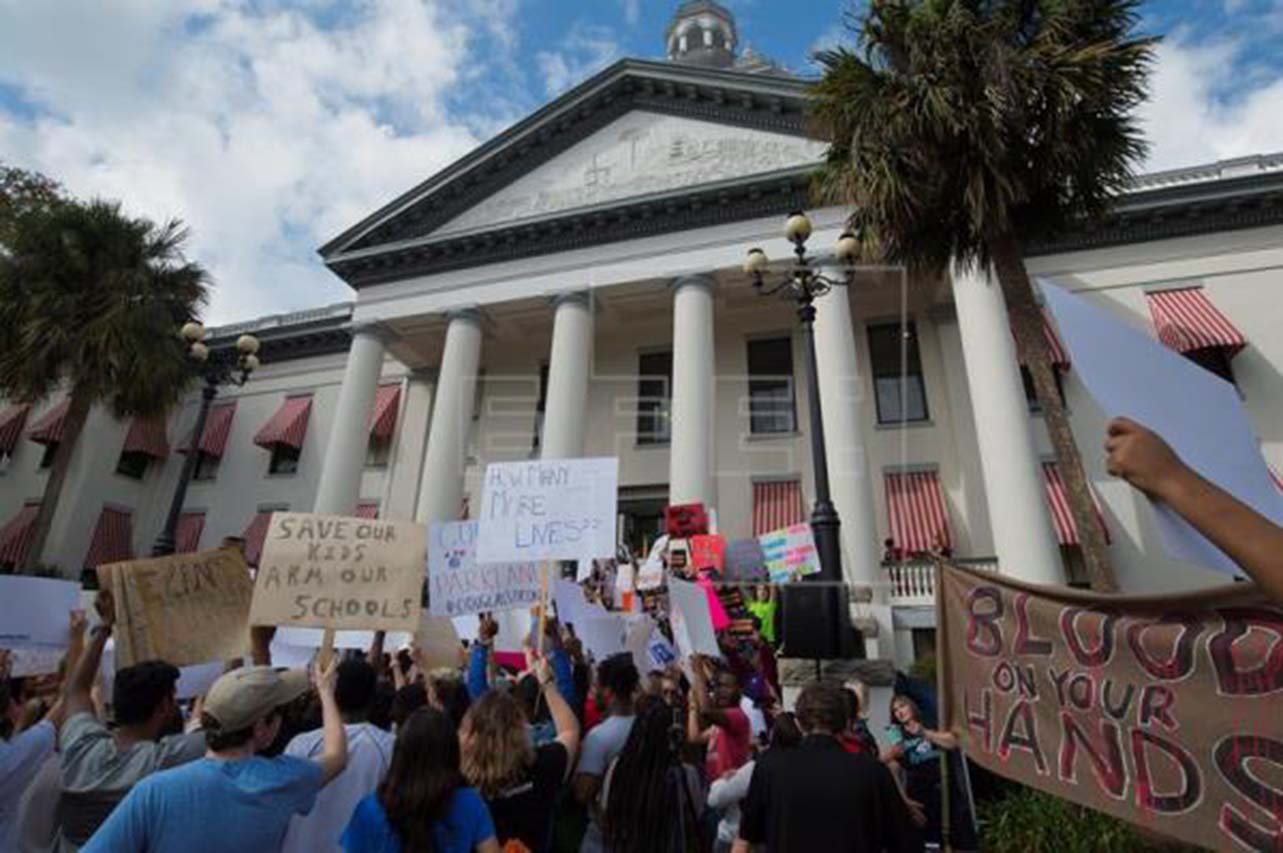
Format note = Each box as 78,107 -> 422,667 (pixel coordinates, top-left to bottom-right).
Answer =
744,212 -> 861,585
150,324 -> 260,556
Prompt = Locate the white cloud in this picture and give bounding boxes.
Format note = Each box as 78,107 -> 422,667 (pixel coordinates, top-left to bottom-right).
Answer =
1140,34 -> 1283,171
0,0 -> 504,323
535,23 -> 621,97
622,0 -> 641,27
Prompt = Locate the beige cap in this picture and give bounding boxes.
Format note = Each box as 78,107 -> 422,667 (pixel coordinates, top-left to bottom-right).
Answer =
203,666 -> 310,732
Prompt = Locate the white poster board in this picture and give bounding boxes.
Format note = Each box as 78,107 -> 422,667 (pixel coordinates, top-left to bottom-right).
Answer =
477,457 -> 619,563
0,576 -> 80,647
428,521 -> 542,618
578,614 -> 627,662
1041,280 -> 1283,575
668,578 -> 721,659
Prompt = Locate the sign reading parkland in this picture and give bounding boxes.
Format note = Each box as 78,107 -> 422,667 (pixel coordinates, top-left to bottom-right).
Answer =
938,563 -> 1283,852
477,457 -> 618,563
250,513 -> 426,632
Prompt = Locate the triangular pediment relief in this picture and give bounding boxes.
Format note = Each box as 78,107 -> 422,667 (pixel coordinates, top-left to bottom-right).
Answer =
431,110 -> 825,238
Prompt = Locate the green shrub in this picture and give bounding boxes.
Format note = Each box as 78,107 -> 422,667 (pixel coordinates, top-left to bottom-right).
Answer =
979,786 -> 1191,852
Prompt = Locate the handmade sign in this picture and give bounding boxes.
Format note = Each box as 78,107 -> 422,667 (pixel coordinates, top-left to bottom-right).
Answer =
724,538 -> 767,582
476,457 -> 618,563
669,578 -> 721,659
689,534 -> 726,573
664,502 -> 708,538
758,523 -> 820,583
250,513 -> 425,632
938,563 -> 1283,852
98,548 -> 253,668
579,614 -> 627,661
0,576 -> 81,647
416,613 -> 465,670
275,628 -> 413,649
428,521 -> 541,618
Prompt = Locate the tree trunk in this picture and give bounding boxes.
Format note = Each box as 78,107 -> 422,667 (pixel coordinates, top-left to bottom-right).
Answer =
20,386 -> 94,576
990,234 -> 1118,592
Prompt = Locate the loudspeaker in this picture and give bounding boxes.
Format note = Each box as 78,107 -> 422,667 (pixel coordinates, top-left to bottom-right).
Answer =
780,583 -> 859,660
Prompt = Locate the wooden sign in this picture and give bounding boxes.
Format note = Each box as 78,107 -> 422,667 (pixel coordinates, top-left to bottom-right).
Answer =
249,513 -> 425,633
98,548 -> 254,668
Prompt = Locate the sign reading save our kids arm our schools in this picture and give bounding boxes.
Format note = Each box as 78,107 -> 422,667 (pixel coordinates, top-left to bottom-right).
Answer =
249,513 -> 426,632
476,457 -> 619,563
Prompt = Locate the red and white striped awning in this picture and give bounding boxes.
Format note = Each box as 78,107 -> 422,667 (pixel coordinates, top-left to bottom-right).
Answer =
0,405 -> 30,455
752,479 -> 805,536
0,502 -> 40,566
885,470 -> 952,554
1041,462 -> 1110,547
1146,288 -> 1246,356
243,511 -> 274,566
368,384 -> 401,441
122,414 -> 170,460
176,512 -> 206,554
1269,465 -> 1283,493
355,501 -> 380,519
179,402 -> 238,458
1013,310 -> 1071,369
28,399 -> 70,446
254,395 -> 312,450
84,507 -> 133,568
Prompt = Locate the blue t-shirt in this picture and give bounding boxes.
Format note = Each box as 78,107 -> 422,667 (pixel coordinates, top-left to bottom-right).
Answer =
341,788 -> 495,853
83,755 -> 323,852
885,725 -> 941,766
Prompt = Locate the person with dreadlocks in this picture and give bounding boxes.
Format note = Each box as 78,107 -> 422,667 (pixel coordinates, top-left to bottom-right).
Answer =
601,698 -> 704,853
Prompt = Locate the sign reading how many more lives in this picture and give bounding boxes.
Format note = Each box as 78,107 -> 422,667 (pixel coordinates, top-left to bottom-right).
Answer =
428,521 -> 542,618
249,513 -> 426,632
98,548 -> 254,668
937,563 -> 1283,852
477,457 -> 619,563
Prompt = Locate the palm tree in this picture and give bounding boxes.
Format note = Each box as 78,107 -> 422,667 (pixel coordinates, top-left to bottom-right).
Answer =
811,0 -> 1157,591
0,197 -> 209,573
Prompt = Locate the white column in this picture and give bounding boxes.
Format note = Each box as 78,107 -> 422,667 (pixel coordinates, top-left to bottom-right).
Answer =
668,275 -> 716,507
415,309 -> 482,526
813,275 -> 881,589
540,291 -> 593,460
952,265 -> 1063,585
313,324 -> 385,515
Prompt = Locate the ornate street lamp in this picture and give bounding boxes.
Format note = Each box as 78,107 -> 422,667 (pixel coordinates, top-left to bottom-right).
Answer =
150,324 -> 260,556
744,211 -> 860,586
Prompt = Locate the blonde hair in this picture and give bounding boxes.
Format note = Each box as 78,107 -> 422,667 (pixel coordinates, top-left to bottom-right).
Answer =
459,689 -> 534,798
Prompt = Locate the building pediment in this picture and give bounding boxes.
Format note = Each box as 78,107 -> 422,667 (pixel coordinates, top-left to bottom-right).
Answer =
320,59 -> 820,287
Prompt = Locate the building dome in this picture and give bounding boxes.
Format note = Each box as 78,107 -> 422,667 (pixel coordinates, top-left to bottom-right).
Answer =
665,1 -> 737,69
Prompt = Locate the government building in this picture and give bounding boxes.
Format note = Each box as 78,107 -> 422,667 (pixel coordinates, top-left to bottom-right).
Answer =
3,2 -> 1282,667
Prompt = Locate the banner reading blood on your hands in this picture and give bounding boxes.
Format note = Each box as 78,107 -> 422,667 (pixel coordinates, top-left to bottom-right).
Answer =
936,563 -> 1283,852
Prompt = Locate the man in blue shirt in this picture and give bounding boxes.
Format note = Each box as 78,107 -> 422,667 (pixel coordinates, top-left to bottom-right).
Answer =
84,657 -> 348,852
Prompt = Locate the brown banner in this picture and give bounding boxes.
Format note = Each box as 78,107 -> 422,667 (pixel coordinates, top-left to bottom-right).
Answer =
937,563 -> 1283,852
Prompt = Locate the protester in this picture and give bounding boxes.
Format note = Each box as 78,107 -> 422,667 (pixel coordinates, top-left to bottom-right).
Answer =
57,591 -> 206,850
282,658 -> 394,853
341,707 -> 499,853
1,643 -> 69,851
735,681 -> 920,853
460,656 -> 580,852
83,658 -> 348,851
839,684 -> 878,757
687,656 -> 752,781
572,652 -> 639,853
708,712 -> 802,853
744,586 -> 776,647
883,694 -> 960,847
426,669 -> 472,730
1106,415 -> 1283,603
602,698 -> 705,853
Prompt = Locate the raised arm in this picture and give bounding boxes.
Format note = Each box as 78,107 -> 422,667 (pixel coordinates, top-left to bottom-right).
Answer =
466,614 -> 497,700
250,625 -> 275,667
688,655 -> 731,729
64,591 -> 114,719
1106,417 -> 1283,604
313,657 -> 348,784
533,656 -> 581,770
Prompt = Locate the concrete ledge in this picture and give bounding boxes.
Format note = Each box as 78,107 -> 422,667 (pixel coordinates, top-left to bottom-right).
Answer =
777,657 -> 896,688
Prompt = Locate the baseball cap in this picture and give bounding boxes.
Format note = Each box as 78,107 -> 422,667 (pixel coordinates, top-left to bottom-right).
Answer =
202,666 -> 310,732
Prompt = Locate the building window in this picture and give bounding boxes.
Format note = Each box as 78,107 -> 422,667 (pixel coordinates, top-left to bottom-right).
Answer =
911,628 -> 937,663
869,321 -> 929,424
193,451 -> 220,481
115,451 -> 150,480
1184,346 -> 1236,386
268,444 -> 300,475
365,436 -> 391,467
531,363 -> 549,453
1021,366 -> 1067,412
636,350 -> 673,446
38,443 -> 57,470
747,337 -> 796,435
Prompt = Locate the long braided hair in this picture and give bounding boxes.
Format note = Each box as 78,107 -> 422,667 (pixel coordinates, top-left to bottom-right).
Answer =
604,697 -> 701,853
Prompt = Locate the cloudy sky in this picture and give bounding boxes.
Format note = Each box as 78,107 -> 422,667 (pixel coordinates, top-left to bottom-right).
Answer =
2,0 -> 1282,324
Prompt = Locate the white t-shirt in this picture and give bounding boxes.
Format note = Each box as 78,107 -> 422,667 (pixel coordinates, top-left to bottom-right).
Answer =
740,696 -> 767,742
0,721 -> 57,852
280,723 -> 395,853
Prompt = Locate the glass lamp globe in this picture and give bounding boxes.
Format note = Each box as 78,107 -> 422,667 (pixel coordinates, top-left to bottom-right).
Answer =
181,322 -> 206,342
784,211 -> 813,244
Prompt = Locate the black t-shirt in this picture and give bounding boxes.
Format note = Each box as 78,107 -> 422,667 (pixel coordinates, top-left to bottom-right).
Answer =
739,734 -> 922,853
485,741 -> 569,853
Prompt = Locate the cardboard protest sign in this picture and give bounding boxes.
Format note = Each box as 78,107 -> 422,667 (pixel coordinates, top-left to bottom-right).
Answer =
477,457 -> 618,563
938,563 -> 1283,852
669,578 -> 721,659
758,523 -> 820,583
428,521 -> 542,618
250,513 -> 425,632
689,534 -> 726,572
579,614 -> 627,662
647,627 -> 678,670
625,616 -> 655,676
98,548 -> 253,668
0,576 -> 80,647
275,627 -> 412,650
10,646 -> 66,677
416,613 -> 464,670
724,538 -> 767,582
